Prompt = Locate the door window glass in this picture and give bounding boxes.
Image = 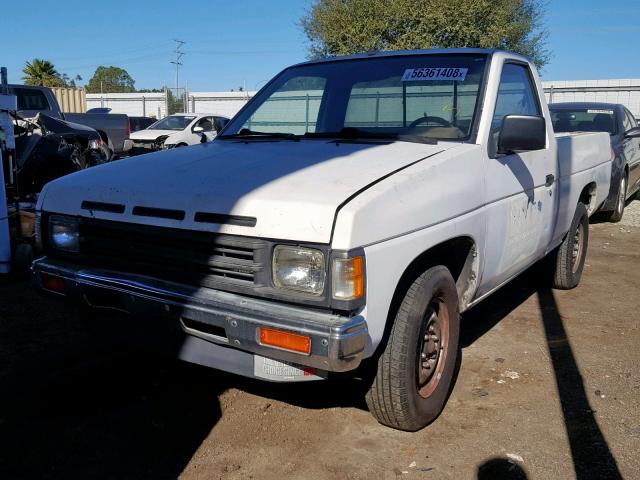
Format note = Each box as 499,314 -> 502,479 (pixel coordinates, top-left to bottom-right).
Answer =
490,63 -> 541,155
195,116 -> 214,132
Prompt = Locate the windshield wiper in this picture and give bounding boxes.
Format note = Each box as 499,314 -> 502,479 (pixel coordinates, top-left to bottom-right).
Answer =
304,127 -> 437,144
218,128 -> 299,141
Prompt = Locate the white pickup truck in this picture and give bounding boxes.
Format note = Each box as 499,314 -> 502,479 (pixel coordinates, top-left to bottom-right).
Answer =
32,49 -> 611,431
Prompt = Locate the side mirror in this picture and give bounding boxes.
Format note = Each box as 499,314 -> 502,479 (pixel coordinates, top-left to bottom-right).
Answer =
193,125 -> 204,133
624,126 -> 640,138
497,115 -> 546,155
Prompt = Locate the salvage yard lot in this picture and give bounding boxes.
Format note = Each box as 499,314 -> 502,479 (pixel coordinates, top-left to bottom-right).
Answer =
1,202 -> 639,480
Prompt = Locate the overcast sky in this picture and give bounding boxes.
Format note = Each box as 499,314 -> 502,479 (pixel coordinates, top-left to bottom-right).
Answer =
1,0 -> 638,91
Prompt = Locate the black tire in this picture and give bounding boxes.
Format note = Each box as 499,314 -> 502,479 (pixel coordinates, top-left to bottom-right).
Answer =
607,174 -> 626,223
365,266 -> 460,431
12,243 -> 34,279
551,202 -> 589,289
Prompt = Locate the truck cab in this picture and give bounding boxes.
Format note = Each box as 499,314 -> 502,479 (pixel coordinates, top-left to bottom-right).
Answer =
32,49 -> 611,431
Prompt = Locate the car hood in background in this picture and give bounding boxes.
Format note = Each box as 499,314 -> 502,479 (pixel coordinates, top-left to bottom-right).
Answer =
38,139 -> 453,243
130,129 -> 181,141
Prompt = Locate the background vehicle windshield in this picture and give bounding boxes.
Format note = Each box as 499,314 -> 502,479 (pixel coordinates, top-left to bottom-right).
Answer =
222,54 -> 488,141
550,108 -> 618,135
148,115 -> 196,131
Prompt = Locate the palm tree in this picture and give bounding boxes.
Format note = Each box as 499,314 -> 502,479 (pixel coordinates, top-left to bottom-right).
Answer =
22,58 -> 62,87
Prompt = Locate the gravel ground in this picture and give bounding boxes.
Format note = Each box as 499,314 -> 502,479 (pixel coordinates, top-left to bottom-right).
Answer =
0,222 -> 638,480
620,196 -> 640,228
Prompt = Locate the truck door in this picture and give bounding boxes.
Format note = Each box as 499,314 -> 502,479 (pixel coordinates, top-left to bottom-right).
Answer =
477,62 -> 556,297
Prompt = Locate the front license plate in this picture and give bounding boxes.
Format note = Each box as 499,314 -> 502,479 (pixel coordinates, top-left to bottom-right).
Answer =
253,355 -> 324,382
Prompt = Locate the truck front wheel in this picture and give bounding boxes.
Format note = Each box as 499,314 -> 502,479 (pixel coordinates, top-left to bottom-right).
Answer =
365,266 -> 460,431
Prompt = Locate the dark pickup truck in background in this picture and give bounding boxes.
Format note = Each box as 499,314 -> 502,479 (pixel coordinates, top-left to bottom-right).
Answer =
9,85 -> 132,157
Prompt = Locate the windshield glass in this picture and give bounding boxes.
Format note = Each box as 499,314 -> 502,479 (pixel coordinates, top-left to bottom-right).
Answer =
550,108 -> 618,135
148,115 -> 196,131
221,54 -> 488,142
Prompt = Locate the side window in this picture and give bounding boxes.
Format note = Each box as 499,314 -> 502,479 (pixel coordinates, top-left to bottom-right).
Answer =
492,64 -> 541,130
490,63 -> 541,156
623,109 -> 636,133
195,116 -> 214,132
214,116 -> 229,132
14,88 -> 50,111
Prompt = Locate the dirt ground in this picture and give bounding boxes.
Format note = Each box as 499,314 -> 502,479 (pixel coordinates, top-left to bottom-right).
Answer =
1,201 -> 639,480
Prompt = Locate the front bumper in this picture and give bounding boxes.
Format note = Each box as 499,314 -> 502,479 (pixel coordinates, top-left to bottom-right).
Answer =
32,257 -> 368,375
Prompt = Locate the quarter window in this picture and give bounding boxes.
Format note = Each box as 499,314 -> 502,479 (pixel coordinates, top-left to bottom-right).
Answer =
623,109 -> 636,132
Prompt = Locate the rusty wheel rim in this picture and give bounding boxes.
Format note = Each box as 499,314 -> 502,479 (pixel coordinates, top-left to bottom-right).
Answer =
572,222 -> 585,274
417,300 -> 449,398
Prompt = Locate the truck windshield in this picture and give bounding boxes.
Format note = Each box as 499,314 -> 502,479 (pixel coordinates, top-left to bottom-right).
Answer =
550,108 -> 618,135
221,54 -> 487,142
149,115 -> 196,130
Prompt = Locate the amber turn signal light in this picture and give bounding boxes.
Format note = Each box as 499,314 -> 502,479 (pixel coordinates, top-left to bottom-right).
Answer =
258,327 -> 311,355
332,255 -> 364,300
41,274 -> 66,294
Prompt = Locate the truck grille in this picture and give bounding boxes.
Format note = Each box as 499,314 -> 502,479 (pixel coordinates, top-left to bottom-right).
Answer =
77,219 -> 267,291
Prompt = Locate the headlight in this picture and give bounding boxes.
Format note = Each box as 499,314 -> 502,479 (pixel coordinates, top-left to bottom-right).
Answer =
88,138 -> 104,149
332,256 -> 364,300
272,246 -> 325,295
49,215 -> 80,252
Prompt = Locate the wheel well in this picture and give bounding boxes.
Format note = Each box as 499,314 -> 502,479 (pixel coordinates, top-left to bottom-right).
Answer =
579,182 -> 597,215
367,237 -> 478,360
96,130 -> 109,145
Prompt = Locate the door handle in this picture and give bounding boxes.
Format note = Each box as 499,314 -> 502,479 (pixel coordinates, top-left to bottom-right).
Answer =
545,174 -> 555,187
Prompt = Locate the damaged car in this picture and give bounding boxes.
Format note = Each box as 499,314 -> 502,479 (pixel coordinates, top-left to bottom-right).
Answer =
14,112 -> 109,195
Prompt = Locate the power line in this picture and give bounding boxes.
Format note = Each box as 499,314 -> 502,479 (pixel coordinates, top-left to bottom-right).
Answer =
170,39 -> 186,95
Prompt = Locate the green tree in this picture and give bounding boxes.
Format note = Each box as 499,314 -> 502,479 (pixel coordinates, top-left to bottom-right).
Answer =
22,58 -> 64,87
301,0 -> 550,68
85,66 -> 136,93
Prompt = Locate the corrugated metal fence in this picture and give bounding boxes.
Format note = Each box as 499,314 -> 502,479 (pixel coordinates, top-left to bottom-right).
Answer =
51,87 -> 86,113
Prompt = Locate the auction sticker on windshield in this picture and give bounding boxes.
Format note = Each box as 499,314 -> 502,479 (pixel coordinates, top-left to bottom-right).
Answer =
402,67 -> 468,82
587,109 -> 614,115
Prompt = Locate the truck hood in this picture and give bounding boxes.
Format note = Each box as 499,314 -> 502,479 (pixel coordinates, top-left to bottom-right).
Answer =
130,129 -> 178,141
39,139 -> 452,243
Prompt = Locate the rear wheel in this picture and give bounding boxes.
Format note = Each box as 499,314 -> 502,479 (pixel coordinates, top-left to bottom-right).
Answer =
12,243 -> 34,279
365,266 -> 460,431
550,202 -> 589,289
607,174 -> 626,223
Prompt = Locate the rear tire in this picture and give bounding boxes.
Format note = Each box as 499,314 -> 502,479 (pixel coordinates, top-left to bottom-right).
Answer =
12,243 -> 34,279
551,202 -> 589,290
365,266 -> 460,431
607,174 -> 626,223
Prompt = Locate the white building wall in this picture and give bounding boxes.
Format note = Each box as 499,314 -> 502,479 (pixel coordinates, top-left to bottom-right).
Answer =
189,92 -> 255,118
86,93 -> 167,119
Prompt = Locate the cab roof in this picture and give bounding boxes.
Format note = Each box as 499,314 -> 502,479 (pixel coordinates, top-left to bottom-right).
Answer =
294,48 -> 530,67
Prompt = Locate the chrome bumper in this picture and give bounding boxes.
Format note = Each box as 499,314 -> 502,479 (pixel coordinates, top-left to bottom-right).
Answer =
32,257 -> 368,373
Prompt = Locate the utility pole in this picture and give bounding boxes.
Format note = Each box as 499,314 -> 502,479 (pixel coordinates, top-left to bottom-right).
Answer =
170,39 -> 185,102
